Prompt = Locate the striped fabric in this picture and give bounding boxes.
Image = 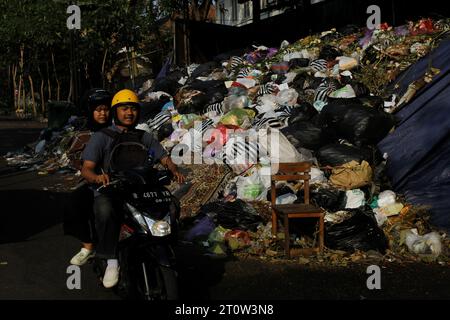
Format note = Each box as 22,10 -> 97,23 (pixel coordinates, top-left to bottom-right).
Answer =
147,111 -> 172,130
221,136 -> 262,165
230,56 -> 245,69
237,67 -> 251,79
204,101 -> 224,115
252,116 -> 286,130
309,59 -> 328,73
314,79 -> 337,103
274,105 -> 295,118
256,82 -> 277,97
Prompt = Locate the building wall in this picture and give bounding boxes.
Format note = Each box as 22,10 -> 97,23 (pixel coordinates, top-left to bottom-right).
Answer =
215,0 -> 311,27
216,0 -> 253,26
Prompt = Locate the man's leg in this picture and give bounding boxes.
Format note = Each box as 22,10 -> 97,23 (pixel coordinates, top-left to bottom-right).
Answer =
93,194 -> 121,259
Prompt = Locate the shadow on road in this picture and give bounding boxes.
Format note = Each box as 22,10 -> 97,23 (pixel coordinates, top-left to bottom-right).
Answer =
0,189 -> 69,244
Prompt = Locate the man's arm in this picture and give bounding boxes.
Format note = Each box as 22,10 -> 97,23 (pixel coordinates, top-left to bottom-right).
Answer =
160,156 -> 185,184
81,160 -> 110,186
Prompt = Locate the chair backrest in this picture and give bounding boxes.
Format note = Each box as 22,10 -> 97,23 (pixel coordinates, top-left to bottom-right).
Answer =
270,162 -> 312,205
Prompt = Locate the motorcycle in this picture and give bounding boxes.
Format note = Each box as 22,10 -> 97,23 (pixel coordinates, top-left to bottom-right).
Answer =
93,167 -> 180,300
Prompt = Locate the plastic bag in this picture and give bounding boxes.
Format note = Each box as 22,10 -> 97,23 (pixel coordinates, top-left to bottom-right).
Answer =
224,230 -> 251,250
276,193 -> 297,205
236,171 -> 269,201
219,108 -> 255,128
281,121 -> 328,151
403,229 -> 442,257
276,89 -> 299,106
198,199 -> 264,231
329,160 -> 373,190
288,102 -> 318,124
377,190 -> 396,208
319,102 -> 395,146
345,189 -> 366,209
311,187 -> 347,212
223,95 -> 250,112
257,129 -> 317,165
317,144 -> 374,167
325,208 -> 389,253
184,215 -> 216,241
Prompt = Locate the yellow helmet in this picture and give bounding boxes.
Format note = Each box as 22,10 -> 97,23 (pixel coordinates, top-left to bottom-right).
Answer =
111,89 -> 140,108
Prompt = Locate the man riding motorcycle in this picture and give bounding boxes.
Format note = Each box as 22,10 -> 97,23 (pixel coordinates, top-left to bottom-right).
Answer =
81,89 -> 184,288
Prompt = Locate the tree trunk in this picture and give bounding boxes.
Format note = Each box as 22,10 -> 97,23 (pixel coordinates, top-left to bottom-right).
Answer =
202,0 -> 212,21
40,79 -> 45,114
12,64 -> 17,111
46,62 -> 52,101
51,52 -> 60,100
38,65 -> 45,113
68,67 -> 73,102
28,75 -> 37,117
17,76 -> 22,113
102,48 -> 108,88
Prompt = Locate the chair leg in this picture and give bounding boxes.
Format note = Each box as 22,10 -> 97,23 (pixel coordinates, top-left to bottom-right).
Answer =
319,214 -> 324,254
271,209 -> 277,236
284,214 -> 290,259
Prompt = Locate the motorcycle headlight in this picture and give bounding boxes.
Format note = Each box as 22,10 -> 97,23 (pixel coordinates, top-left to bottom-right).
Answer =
144,214 -> 171,237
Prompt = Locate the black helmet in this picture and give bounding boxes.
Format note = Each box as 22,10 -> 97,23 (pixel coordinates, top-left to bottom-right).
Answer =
82,88 -> 112,114
81,88 -> 112,131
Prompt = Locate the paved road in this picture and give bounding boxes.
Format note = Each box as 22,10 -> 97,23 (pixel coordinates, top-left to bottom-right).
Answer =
0,121 -> 449,301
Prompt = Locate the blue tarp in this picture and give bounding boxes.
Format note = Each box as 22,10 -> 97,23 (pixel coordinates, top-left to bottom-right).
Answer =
378,37 -> 450,231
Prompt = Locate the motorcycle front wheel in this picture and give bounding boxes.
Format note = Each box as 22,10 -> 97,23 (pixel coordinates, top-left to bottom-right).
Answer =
138,262 -> 178,300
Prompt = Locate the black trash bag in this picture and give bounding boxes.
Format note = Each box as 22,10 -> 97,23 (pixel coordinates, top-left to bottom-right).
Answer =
319,102 -> 395,147
319,45 -> 342,61
189,61 -> 218,79
214,48 -> 247,64
266,184 -> 296,201
288,58 -> 310,69
302,75 -> 324,90
325,208 -> 389,253
317,143 -> 374,167
357,96 -> 384,109
351,82 -> 370,97
198,199 -> 264,231
274,74 -> 287,85
290,73 -> 307,91
288,102 -> 318,124
310,187 -> 347,212
139,96 -> 171,123
185,80 -> 228,106
156,122 -> 174,142
152,77 -> 182,97
176,93 -> 209,114
282,121 -> 329,151
338,24 -> 360,35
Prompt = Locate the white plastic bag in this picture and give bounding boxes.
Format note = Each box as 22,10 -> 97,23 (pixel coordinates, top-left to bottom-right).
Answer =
276,193 -> 297,205
404,229 -> 442,257
345,189 -> 365,209
377,190 -> 396,207
236,172 -> 268,201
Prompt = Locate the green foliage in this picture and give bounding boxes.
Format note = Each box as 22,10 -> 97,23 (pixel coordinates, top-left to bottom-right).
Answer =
0,0 -> 170,113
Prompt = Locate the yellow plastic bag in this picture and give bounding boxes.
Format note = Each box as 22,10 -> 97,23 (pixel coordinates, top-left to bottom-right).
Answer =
330,160 -> 373,190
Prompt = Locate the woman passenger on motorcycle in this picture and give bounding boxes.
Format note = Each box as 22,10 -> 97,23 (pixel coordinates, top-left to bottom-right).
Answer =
80,89 -> 184,288
64,88 -> 112,266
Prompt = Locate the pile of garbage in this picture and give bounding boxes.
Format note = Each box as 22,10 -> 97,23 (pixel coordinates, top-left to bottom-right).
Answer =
3,18 -> 450,263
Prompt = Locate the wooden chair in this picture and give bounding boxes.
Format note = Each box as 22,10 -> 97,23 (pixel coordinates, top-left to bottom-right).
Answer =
271,162 -> 325,258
